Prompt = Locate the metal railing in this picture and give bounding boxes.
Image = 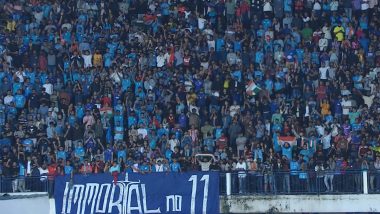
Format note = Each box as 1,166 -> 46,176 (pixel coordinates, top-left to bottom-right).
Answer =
1,170 -> 379,196
220,170 -> 374,196
0,176 -> 49,194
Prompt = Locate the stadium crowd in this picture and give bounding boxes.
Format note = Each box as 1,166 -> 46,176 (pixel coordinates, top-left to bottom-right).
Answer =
0,0 -> 380,195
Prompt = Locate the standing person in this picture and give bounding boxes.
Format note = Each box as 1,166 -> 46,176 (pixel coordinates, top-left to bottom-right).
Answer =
263,159 -> 275,193
324,157 -> 336,192
153,159 -> 165,172
374,156 -> 380,192
30,163 -> 41,192
196,154 -> 214,172
47,162 -> 57,198
290,156 -> 300,193
25,156 -> 33,191
170,159 -> 181,172
11,161 -> 19,192
236,158 -> 248,194
109,161 -> 120,184
18,161 -> 26,192
352,158 -> 362,192
38,164 -> 49,192
281,156 -> 291,193
315,161 -> 325,192
299,160 -> 309,192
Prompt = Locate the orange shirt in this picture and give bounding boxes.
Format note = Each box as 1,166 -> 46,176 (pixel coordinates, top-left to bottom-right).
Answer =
321,103 -> 330,115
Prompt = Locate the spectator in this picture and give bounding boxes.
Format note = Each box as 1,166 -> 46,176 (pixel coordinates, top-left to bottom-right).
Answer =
0,0 -> 378,196
236,158 -> 248,194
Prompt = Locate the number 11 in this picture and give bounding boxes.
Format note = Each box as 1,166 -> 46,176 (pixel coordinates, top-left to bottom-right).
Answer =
189,174 -> 210,214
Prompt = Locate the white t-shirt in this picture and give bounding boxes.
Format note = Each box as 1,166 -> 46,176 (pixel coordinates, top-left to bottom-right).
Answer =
230,105 -> 241,117
322,26 -> 332,39
315,125 -> 325,136
236,162 -> 248,177
155,164 -> 164,172
361,0 -> 369,10
322,134 -> 332,150
169,139 -> 179,151
39,168 -> 48,181
263,2 -> 273,11
313,2 -> 321,10
319,66 -> 329,80
341,99 -> 351,115
207,40 -> 215,51
319,38 -> 328,51
15,71 -> 25,83
43,83 -> 54,95
156,55 -> 166,68
199,161 -> 212,171
198,18 -> 206,30
4,95 -> 14,105
82,54 -> 93,68
137,128 -> 148,139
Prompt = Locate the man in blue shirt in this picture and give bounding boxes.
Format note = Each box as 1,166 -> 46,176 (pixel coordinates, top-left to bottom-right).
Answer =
18,162 -> 26,192
64,160 -> 74,177
290,157 -> 300,192
170,158 -> 181,172
14,89 -> 26,110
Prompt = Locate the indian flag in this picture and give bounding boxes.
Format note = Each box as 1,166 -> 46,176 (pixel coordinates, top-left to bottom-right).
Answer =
246,80 -> 261,96
278,136 -> 297,147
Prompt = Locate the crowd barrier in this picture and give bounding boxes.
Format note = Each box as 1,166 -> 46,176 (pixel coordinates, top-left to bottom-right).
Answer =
0,176 -> 49,193
0,170 -> 378,196
220,170 -> 372,195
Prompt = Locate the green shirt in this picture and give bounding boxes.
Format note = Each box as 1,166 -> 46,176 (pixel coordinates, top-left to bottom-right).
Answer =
301,28 -> 313,41
272,113 -> 284,124
349,111 -> 360,124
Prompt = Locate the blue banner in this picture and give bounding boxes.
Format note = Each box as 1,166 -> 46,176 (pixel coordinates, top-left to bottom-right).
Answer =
54,172 -> 219,214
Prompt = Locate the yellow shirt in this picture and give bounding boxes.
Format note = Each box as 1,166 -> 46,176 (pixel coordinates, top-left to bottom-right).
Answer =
333,26 -> 345,42
93,53 -> 103,66
223,80 -> 230,89
187,93 -> 197,104
6,20 -> 16,32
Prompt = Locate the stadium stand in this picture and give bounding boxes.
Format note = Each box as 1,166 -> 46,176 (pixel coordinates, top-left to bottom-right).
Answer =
0,0 -> 379,197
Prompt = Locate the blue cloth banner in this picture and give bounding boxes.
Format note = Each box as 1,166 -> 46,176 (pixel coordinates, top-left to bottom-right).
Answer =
54,172 -> 220,214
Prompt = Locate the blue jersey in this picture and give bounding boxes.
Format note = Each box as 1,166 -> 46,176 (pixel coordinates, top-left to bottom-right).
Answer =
170,162 -> 181,172
65,165 -> 73,175
14,95 -> 26,108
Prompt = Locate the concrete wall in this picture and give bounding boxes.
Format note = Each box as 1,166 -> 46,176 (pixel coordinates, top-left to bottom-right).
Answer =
220,194 -> 380,213
0,193 -> 50,214
3,193 -> 380,213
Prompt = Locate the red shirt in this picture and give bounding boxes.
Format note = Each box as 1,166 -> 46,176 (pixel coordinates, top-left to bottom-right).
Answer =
101,96 -> 112,106
48,164 -> 57,180
217,136 -> 228,150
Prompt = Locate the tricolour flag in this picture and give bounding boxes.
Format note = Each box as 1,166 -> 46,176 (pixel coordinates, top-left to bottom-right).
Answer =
246,80 -> 261,96
278,136 -> 297,147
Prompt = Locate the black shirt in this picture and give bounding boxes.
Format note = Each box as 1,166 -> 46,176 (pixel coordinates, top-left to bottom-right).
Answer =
39,92 -> 50,106
29,93 -> 40,109
73,127 -> 84,141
